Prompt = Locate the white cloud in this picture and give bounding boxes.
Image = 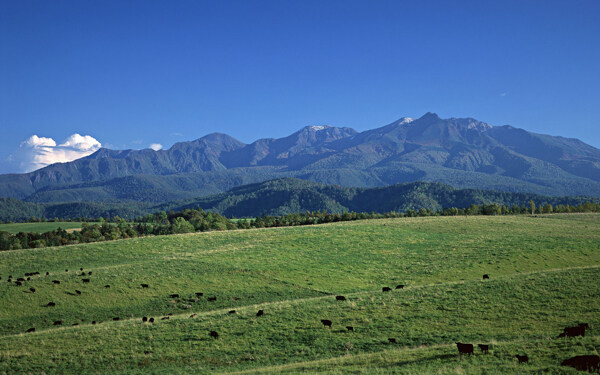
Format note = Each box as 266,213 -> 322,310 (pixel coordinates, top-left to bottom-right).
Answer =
15,133 -> 102,172
149,143 -> 163,151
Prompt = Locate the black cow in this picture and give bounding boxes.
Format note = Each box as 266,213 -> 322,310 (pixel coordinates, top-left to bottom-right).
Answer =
46,272 -> 49,276
228,310 -> 236,314
17,277 -> 25,282
88,272 -> 92,275
161,317 -> 169,320
82,279 -> 90,283
516,355 -> 528,363
72,323 -> 79,326
46,301 -> 56,307
29,288 -> 36,293
208,297 -> 217,302
483,274 -> 490,279
104,285 -> 110,288
456,342 -> 474,355
53,320 -> 62,326
558,324 -> 586,338
113,317 -> 120,321
561,355 -> 600,372
92,321 -> 97,325
478,344 -> 489,353
388,338 -> 397,343
52,280 -> 60,284
190,314 -> 197,318
75,290 -> 82,295
141,283 -> 149,288
256,310 -> 264,317
26,327 -> 35,333
210,330 -> 219,339
15,281 -> 22,286
346,326 -> 354,331
395,285 -> 404,289
142,317 -> 148,322
149,318 -> 155,323
321,319 -> 332,328
336,295 -> 346,301
195,292 -> 203,297
65,269 -> 68,272
382,287 -> 392,292
170,294 -> 179,298
80,268 -> 83,271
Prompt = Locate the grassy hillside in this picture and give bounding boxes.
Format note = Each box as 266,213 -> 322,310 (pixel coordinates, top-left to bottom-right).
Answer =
0,214 -> 599,373
0,222 -> 83,234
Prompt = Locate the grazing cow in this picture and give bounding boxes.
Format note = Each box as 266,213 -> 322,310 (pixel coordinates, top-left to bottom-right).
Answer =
81,272 -> 86,276
141,283 -> 149,288
75,290 -> 82,295
456,342 -> 474,355
228,310 -> 236,314
170,294 -> 179,298
92,321 -> 96,325
256,310 -> 264,317
65,269 -> 68,272
561,355 -> 600,372
46,272 -> 49,276
17,277 -> 25,282
88,272 -> 92,275
483,274 -> 490,279
82,279 -> 90,283
104,285 -> 110,288
15,281 -> 22,286
144,351 -> 152,355
478,344 -> 489,353
382,287 -> 392,292
388,338 -> 397,343
516,355 -> 528,363
52,280 -> 60,285
161,317 -> 169,320
395,285 -> 404,289
27,277 -> 30,281
113,317 -> 120,321
190,314 -> 197,318
53,321 -> 62,326
558,324 -> 586,338
195,292 -> 203,297
346,326 -> 354,331
149,318 -> 155,323
168,313 -> 173,316
321,319 -> 332,328
208,297 -> 217,302
30,288 -> 36,293
210,330 -> 219,339
142,317 -> 148,322
336,295 -> 346,301
26,327 -> 35,333
72,323 -> 79,326
46,302 -> 56,307
80,268 -> 83,271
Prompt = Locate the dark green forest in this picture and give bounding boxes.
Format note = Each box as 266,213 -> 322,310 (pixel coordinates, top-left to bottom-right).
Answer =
1,178 -> 598,223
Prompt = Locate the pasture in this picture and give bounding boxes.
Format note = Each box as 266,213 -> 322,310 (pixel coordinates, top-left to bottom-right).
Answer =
0,214 -> 599,373
0,222 -> 83,234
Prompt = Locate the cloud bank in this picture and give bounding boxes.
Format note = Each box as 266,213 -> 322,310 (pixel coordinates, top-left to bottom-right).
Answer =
16,134 -> 102,172
149,143 -> 163,151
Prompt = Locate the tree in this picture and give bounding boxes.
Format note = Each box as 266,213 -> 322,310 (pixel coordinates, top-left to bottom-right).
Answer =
529,200 -> 536,215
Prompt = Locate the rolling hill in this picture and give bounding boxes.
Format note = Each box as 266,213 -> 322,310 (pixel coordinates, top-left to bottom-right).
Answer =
2,113 -> 600,202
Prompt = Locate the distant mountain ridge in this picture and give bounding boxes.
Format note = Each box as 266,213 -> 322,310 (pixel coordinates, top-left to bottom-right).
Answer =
1,113 -> 600,201
1,178 -> 597,222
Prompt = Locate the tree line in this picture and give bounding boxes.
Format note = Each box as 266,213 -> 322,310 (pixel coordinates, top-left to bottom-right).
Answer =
1,201 -> 599,251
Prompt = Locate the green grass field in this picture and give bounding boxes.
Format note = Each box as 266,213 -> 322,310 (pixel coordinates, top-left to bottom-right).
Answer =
0,214 -> 599,374
0,222 -> 84,234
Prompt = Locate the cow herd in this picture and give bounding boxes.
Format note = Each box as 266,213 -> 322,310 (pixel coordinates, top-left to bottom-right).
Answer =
3,269 -> 598,372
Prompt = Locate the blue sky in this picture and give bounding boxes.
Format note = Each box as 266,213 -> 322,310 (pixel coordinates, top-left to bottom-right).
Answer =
1,0 -> 599,173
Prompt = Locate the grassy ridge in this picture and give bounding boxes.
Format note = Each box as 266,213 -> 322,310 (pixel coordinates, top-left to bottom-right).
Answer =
0,222 -> 83,234
0,214 -> 599,373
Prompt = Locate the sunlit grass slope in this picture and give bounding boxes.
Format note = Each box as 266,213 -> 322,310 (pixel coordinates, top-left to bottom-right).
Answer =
0,222 -> 83,234
0,214 -> 599,374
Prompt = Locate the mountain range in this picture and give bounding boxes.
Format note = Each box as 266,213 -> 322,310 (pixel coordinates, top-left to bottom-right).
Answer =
2,112 -> 600,203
